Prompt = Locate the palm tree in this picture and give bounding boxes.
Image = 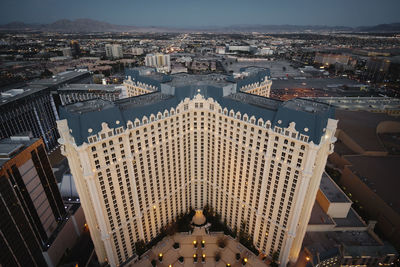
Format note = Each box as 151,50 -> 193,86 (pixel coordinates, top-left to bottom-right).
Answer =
270,251 -> 279,267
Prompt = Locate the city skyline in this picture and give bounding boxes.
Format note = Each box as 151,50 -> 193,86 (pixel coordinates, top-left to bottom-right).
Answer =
1,0 -> 400,27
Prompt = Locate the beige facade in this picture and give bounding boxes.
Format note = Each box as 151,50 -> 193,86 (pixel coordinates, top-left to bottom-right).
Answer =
123,76 -> 158,97
57,94 -> 337,267
239,78 -> 272,97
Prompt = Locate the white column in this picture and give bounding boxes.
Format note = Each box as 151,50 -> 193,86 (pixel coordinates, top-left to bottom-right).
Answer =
254,128 -> 274,245
50,94 -> 60,121
85,173 -> 117,266
123,131 -> 145,241
33,106 -> 48,145
279,143 -> 318,266
79,148 -> 117,267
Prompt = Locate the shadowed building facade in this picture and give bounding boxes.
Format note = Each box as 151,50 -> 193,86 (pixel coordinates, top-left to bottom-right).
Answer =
0,135 -> 66,266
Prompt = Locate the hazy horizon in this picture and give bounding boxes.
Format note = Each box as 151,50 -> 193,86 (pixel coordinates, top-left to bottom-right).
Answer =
1,0 -> 400,28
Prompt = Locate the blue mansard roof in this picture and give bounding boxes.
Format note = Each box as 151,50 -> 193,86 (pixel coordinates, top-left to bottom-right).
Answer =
125,69 -> 172,91
233,68 -> 271,89
59,79 -> 335,146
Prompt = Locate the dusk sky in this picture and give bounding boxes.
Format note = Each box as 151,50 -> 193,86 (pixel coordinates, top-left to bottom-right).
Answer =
1,0 -> 400,27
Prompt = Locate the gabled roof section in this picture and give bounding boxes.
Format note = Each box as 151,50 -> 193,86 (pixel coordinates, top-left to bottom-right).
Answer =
125,69 -> 172,91
236,68 -> 271,89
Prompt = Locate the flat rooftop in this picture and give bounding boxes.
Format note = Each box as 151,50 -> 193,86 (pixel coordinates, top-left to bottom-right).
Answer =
332,208 -> 366,228
282,98 -> 332,114
0,87 -> 47,106
303,96 -> 400,111
336,110 -> 400,152
28,70 -> 90,86
0,136 -> 37,168
226,92 -> 281,111
320,172 -> 351,203
58,84 -> 123,92
344,155 -> 400,214
63,99 -> 116,114
308,202 -> 335,225
303,231 -> 397,260
303,231 -> 379,254
165,73 -> 232,88
308,201 -> 365,228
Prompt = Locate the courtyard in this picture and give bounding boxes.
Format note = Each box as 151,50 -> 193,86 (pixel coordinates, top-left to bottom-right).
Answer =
127,227 -> 267,267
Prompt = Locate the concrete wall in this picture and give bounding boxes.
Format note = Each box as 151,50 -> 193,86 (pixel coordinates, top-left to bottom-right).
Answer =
335,129 -> 387,156
72,205 -> 86,236
376,121 -> 400,134
316,187 -> 351,218
327,202 -> 352,219
43,206 -> 86,267
328,152 -> 350,169
316,190 -> 330,213
336,129 -> 365,154
44,217 -> 79,267
306,224 -> 335,232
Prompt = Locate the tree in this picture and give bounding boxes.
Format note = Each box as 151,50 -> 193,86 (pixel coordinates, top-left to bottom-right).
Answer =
214,252 -> 221,262
217,236 -> 227,248
270,251 -> 279,267
40,69 -> 53,78
135,240 -> 146,257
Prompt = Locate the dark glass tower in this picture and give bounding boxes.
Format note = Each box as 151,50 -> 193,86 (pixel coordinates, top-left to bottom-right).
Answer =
0,135 -> 66,266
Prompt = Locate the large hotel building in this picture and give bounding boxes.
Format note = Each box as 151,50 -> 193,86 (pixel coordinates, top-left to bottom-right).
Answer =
57,69 -> 337,267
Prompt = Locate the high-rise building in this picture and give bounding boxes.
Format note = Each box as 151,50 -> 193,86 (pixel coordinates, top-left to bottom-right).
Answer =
314,53 -> 351,66
61,47 -> 72,58
0,134 -> 67,266
70,40 -> 81,58
145,53 -> 171,73
57,72 -> 337,267
0,70 -> 90,151
105,44 -> 123,59
131,47 -> 144,56
364,57 -> 391,82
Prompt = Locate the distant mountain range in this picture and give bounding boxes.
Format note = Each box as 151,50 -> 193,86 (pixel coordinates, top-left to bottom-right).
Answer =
1,19 -> 400,33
